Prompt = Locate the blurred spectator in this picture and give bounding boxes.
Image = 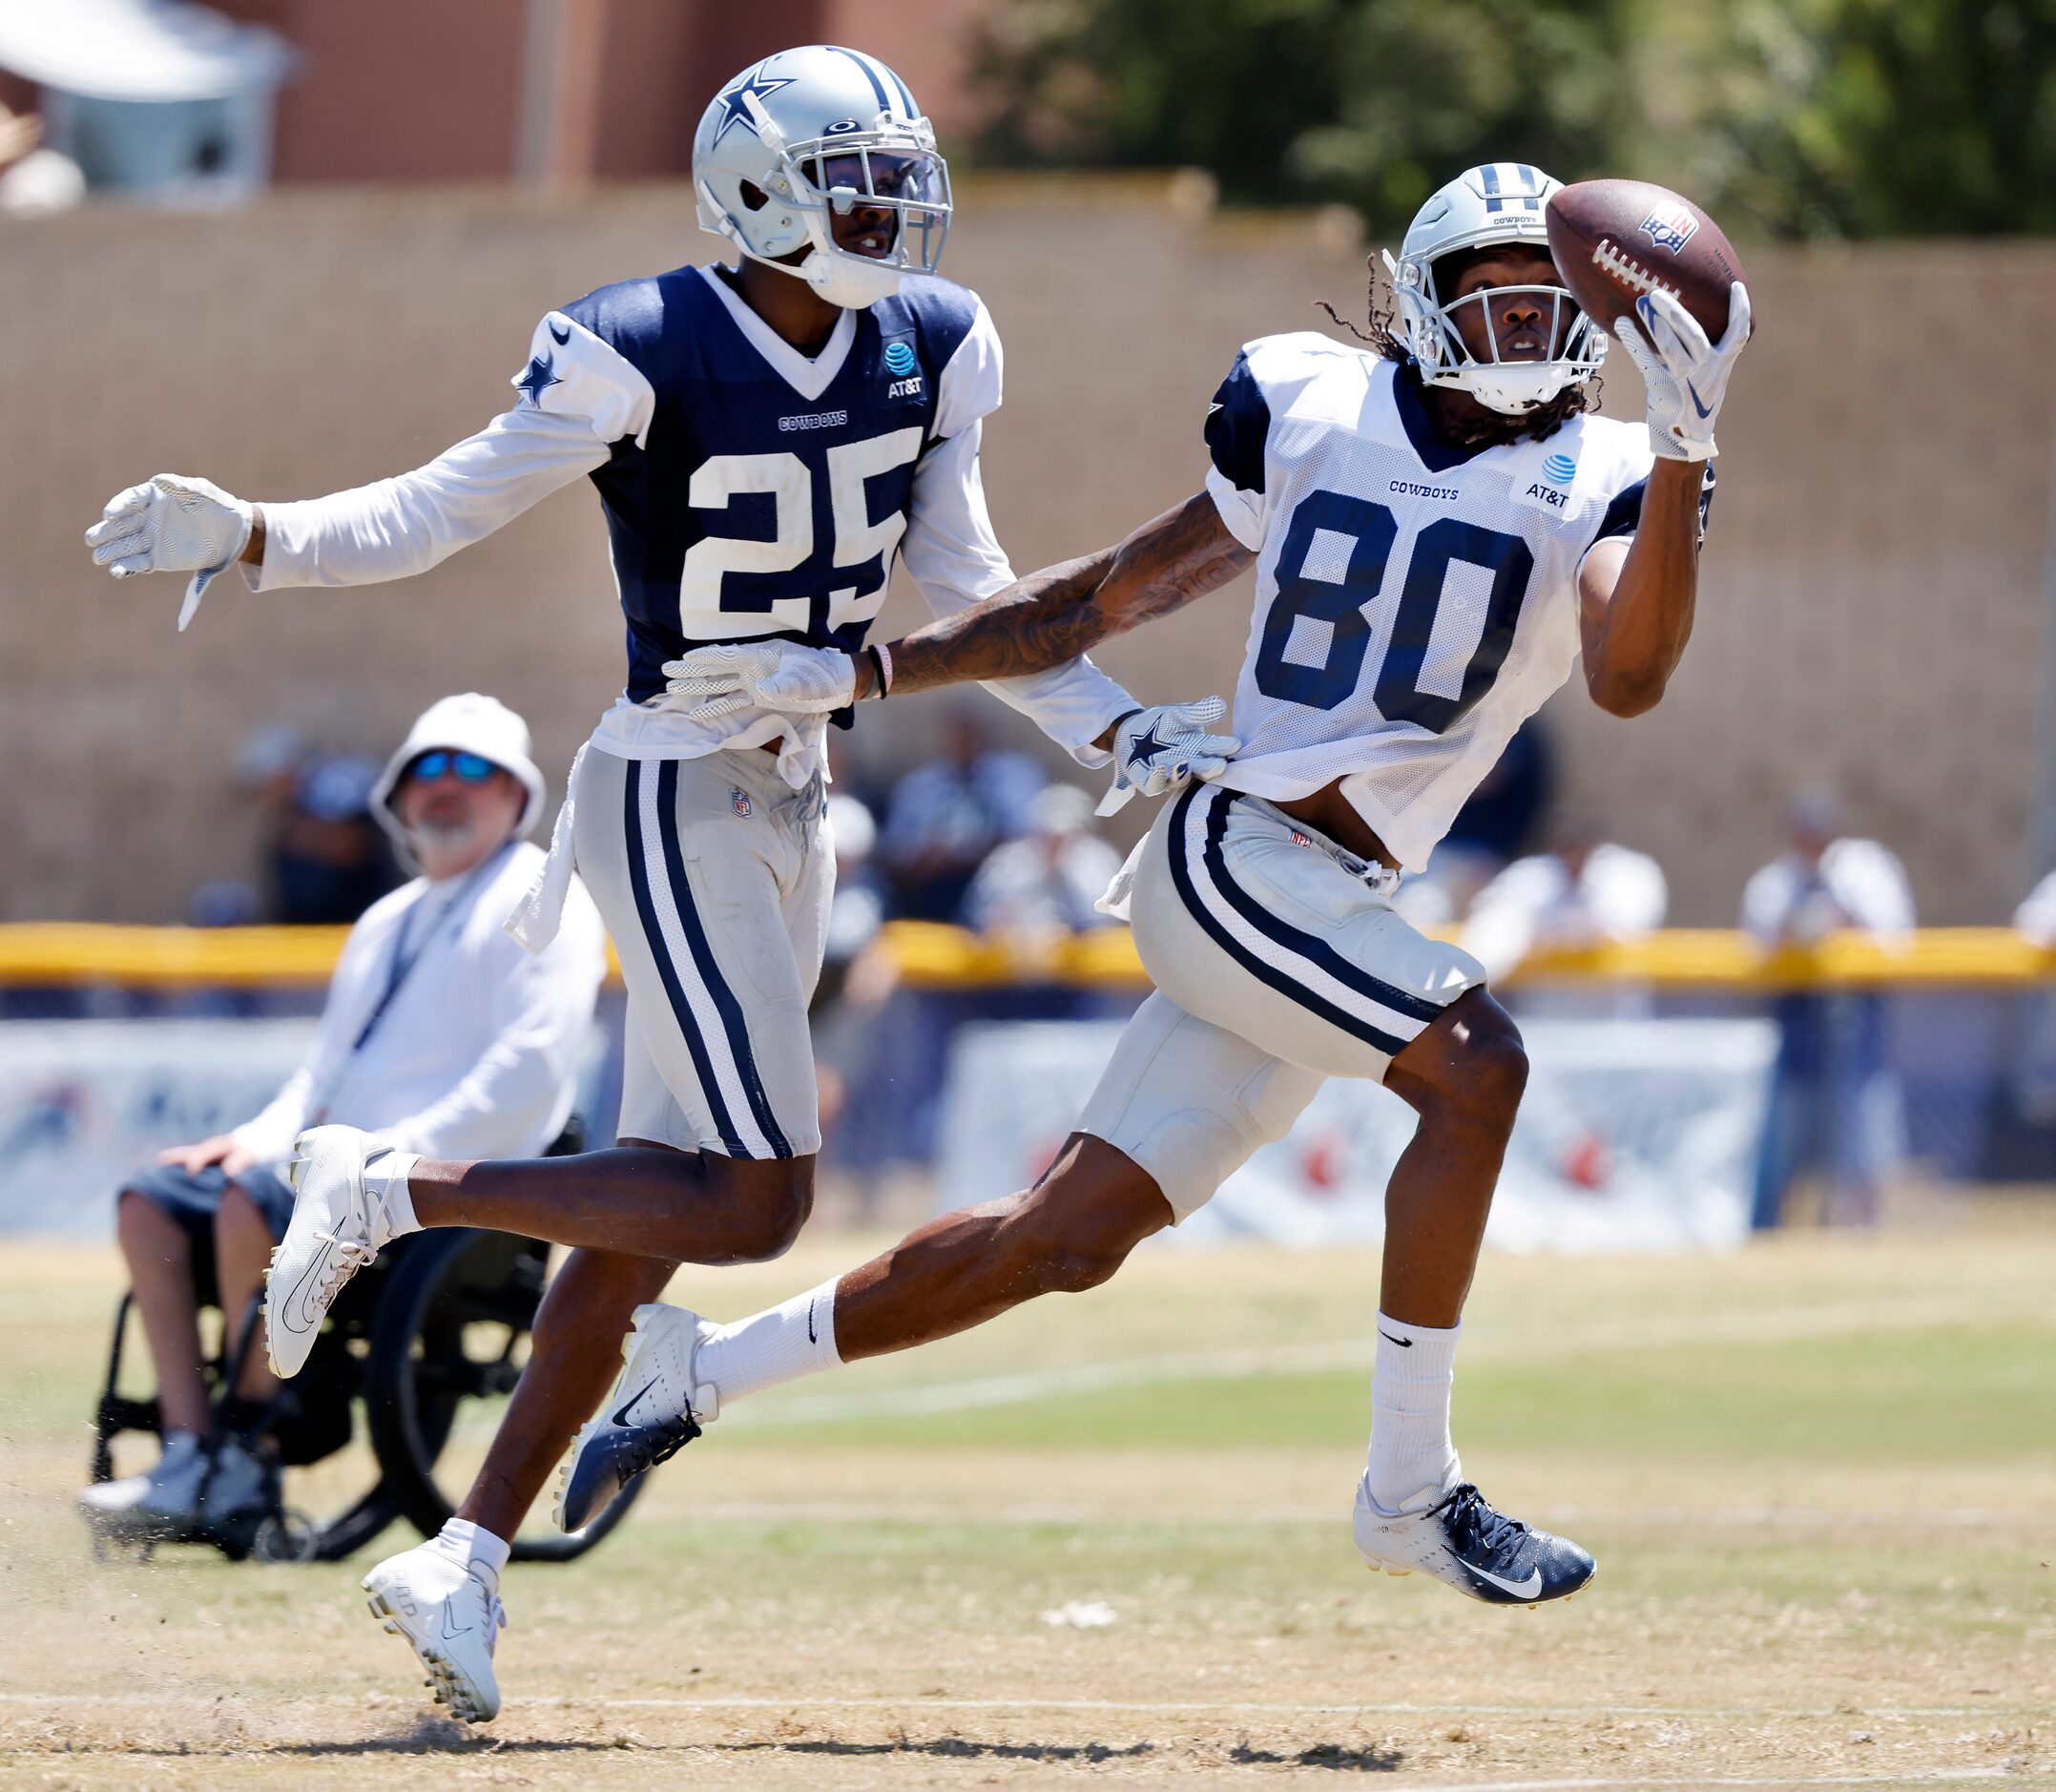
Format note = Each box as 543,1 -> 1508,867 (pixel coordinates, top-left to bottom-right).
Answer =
2012,868 -> 2056,947
1461,820 -> 1666,1013
0,101 -> 83,215
2005,869 -> 2056,1127
879,710 -> 1047,921
963,782 -> 1122,938
820,794 -> 889,997
1396,719 -> 1556,926
80,695 -> 606,1537
271,753 -> 401,925
1742,792 -> 1914,1231
812,795 -> 898,1204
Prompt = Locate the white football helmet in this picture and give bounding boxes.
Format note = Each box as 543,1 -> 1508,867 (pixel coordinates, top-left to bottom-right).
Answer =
1382,161 -> 1606,415
693,45 -> 951,310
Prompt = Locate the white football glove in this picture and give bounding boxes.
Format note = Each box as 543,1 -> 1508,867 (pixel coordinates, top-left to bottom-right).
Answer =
661,640 -> 857,721
1097,697 -> 1241,816
84,473 -> 255,631
1612,282 -> 1751,463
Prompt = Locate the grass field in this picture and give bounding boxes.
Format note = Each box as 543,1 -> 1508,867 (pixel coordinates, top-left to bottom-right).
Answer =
3,1210 -> 2053,1789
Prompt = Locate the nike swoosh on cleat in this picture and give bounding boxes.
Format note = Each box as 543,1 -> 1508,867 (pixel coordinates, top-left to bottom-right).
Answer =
1467,1562 -> 1544,1599
612,1377 -> 660,1428
283,1248 -> 330,1332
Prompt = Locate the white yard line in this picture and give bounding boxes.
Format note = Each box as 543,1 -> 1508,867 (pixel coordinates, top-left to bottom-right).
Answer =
735,1295 -> 2038,1426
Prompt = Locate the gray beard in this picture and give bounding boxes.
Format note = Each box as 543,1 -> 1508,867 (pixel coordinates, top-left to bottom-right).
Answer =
407,816 -> 484,871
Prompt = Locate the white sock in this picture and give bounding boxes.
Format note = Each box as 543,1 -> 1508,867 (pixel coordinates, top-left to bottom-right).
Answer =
366,1148 -> 422,1240
695,1279 -> 842,1407
1365,1311 -> 1463,1515
428,1516 -> 509,1579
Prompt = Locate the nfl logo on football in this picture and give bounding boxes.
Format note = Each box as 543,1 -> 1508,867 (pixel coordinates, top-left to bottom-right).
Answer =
1636,201 -> 1699,255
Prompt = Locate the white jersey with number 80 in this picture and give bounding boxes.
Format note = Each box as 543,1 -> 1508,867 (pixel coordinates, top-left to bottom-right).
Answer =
1203,334 -> 1683,872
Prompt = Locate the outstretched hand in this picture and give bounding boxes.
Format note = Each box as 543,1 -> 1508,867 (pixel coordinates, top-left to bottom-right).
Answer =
84,473 -> 255,631
1613,282 -> 1751,463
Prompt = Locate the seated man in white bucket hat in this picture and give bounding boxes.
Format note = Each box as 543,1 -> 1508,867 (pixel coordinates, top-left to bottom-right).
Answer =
82,694 -> 607,1535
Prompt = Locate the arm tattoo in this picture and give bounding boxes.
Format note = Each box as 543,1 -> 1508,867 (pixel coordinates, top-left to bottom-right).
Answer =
888,494 -> 1252,696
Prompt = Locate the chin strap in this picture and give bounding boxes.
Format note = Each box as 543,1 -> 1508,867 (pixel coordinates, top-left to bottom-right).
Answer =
800,247 -> 903,309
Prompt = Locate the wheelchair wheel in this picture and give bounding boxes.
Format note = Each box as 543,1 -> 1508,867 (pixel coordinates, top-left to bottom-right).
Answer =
363,1228 -> 648,1563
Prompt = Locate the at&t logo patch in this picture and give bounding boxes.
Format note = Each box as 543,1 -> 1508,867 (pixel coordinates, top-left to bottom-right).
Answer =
1636,202 -> 1699,256
1542,451 -> 1577,485
883,342 -> 919,376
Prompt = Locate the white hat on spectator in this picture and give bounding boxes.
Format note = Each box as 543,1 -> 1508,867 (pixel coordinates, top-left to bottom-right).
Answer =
1028,782 -> 1096,838
371,694 -> 547,846
827,793 -> 876,865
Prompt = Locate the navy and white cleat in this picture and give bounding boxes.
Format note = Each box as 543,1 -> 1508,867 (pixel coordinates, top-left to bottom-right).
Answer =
1353,1475 -> 1596,1605
554,1302 -> 712,1533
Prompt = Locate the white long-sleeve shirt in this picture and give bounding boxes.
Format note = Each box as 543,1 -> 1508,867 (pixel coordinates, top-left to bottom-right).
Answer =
230,842 -> 606,1163
1740,839 -> 1916,948
1460,844 -> 1669,983
245,262 -> 1132,785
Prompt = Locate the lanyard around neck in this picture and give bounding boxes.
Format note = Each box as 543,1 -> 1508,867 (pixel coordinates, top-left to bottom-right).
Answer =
350,842 -> 513,1054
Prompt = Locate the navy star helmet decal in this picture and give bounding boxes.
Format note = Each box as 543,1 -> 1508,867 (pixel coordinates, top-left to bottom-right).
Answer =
712,63 -> 797,144
515,349 -> 563,407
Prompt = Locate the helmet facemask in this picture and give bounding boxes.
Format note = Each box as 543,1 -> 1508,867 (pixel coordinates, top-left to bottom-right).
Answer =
698,91 -> 951,309
1383,246 -> 1607,416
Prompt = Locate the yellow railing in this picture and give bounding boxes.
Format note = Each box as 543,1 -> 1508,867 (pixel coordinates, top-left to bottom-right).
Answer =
0,923 -> 2051,990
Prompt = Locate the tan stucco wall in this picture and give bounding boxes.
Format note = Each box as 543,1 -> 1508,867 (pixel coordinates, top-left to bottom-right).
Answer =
2,178 -> 2048,922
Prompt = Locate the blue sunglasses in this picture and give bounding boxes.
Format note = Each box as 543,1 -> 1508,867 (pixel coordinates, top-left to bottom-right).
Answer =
407,750 -> 497,783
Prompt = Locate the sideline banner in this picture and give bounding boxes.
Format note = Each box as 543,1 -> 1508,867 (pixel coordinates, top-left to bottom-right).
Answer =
0,1019 -> 317,1235
935,1017 -> 1777,1253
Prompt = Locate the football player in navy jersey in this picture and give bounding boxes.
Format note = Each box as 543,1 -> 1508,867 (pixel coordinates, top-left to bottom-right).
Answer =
86,44 -> 1234,1723
587,165 -> 1751,1614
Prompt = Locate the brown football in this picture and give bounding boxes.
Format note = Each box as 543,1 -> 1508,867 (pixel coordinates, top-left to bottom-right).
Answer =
1545,178 -> 1751,351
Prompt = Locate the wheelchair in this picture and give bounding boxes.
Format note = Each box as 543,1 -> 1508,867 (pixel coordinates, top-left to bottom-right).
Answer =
84,1125 -> 648,1566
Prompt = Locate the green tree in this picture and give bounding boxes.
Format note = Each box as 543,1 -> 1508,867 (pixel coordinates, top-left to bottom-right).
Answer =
972,0 -> 2056,239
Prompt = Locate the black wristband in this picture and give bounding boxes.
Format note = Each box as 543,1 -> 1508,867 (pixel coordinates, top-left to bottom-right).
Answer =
865,644 -> 889,700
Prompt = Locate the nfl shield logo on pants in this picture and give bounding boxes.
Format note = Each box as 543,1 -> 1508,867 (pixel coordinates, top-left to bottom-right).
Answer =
731,787 -> 752,818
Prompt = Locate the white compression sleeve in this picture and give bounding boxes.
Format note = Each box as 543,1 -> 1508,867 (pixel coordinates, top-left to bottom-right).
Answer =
246,406 -> 612,591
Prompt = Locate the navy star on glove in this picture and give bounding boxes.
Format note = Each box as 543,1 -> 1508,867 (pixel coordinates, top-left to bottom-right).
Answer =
1099,697 -> 1241,815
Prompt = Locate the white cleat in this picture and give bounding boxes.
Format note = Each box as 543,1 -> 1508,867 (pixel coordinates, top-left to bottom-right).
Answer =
554,1302 -> 715,1533
363,1543 -> 507,1724
264,1124 -> 407,1378
1352,1473 -> 1596,1606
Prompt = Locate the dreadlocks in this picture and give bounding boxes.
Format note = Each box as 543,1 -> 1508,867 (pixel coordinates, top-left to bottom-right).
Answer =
1318,255 -> 1597,450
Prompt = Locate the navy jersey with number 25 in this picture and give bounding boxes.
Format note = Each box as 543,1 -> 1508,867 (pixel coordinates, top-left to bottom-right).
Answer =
519,262 -> 999,701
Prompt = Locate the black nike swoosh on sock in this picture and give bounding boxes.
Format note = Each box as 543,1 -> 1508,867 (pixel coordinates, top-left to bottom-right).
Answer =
807,1299 -> 817,1344
1379,1330 -> 1413,1348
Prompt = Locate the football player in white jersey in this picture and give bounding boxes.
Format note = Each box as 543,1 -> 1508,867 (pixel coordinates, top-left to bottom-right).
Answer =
572,162 -> 1751,1609
83,47 -> 1234,1722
